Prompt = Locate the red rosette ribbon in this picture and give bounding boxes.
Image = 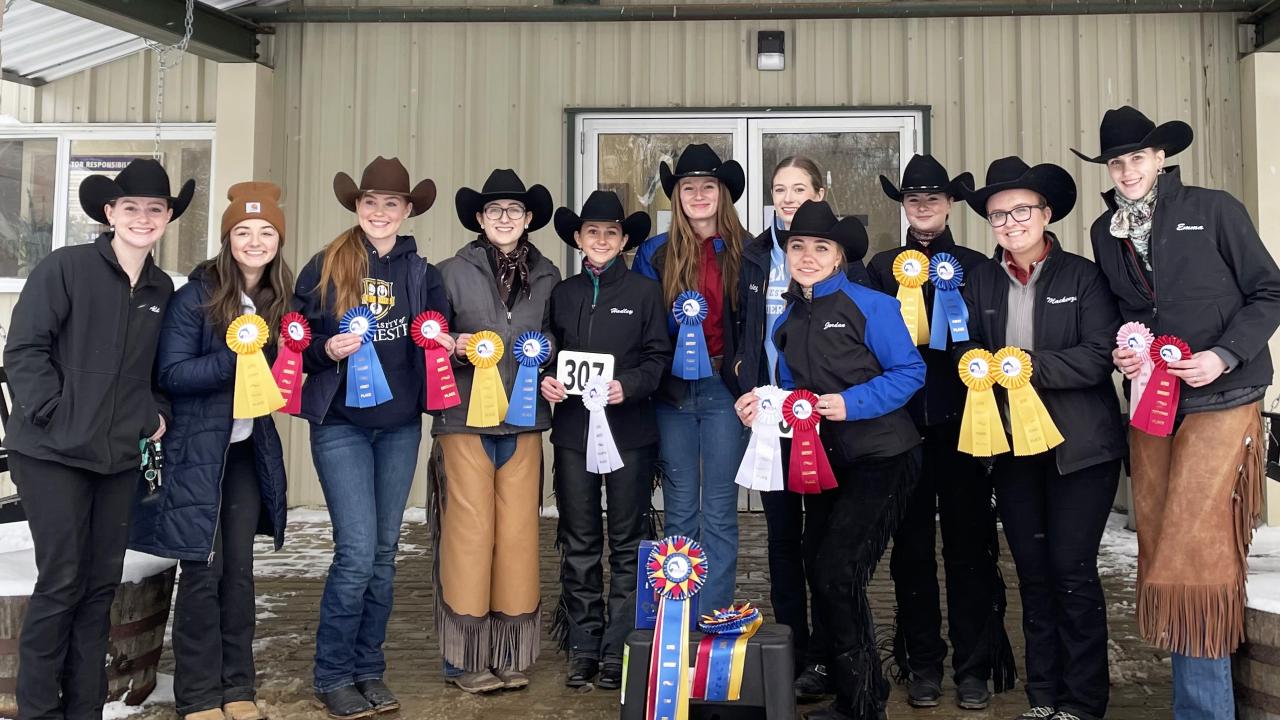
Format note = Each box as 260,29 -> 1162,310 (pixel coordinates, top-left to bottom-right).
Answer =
410,311 -> 461,411
1131,335 -> 1191,437
271,312 -> 311,415
781,389 -> 838,494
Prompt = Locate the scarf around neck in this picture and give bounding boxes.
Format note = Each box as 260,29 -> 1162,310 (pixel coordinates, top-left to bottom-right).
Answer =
486,238 -> 532,305
1111,177 -> 1159,271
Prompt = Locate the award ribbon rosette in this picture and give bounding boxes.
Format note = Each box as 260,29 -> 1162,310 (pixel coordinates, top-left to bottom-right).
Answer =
645,536 -> 708,720
582,376 -> 625,474
672,290 -> 714,380
892,249 -> 931,346
505,331 -> 551,427
928,252 -> 970,350
1116,322 -> 1155,421
691,603 -> 763,702
227,314 -> 286,419
410,311 -> 461,411
957,349 -> 1010,457
465,330 -> 508,427
1131,335 -> 1191,437
782,389 -> 837,495
340,306 -> 393,408
734,386 -> 787,492
993,347 -> 1064,456
271,312 -> 310,415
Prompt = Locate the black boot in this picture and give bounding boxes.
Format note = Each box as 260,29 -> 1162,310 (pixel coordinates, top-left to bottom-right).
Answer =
828,648 -> 888,720
794,663 -> 833,703
565,656 -> 599,688
314,686 -> 375,719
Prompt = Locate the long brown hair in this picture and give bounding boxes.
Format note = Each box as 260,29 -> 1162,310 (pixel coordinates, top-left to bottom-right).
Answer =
318,226 -> 370,317
661,181 -> 747,311
202,233 -> 295,339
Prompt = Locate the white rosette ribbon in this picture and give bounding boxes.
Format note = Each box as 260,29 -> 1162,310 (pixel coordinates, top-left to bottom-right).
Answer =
734,385 -> 788,492
582,376 -> 625,474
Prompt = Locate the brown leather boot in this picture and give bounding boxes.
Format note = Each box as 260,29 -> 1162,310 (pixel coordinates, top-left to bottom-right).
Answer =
183,710 -> 224,720
223,701 -> 265,720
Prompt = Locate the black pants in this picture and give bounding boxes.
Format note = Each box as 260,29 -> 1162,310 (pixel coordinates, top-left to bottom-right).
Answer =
759,474 -> 829,672
553,444 -> 655,663
804,449 -> 920,717
11,452 -> 136,720
172,439 -> 262,714
994,454 -> 1119,720
889,421 -> 1011,685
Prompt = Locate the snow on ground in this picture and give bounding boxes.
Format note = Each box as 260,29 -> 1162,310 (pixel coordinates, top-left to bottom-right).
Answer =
100,674 -> 173,720
1247,523 -> 1280,613
0,522 -> 174,597
1098,512 -> 1139,580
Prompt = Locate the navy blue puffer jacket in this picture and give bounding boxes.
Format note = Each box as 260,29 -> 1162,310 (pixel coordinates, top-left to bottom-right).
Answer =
128,265 -> 288,562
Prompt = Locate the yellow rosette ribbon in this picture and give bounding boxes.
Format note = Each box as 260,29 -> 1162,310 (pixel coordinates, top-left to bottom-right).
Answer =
226,314 -> 286,419
992,346 -> 1064,456
465,330 -> 508,428
892,249 -> 930,345
957,349 -> 1009,457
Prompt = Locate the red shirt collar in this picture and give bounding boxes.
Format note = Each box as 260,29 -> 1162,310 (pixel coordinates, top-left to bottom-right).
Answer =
1004,237 -> 1053,286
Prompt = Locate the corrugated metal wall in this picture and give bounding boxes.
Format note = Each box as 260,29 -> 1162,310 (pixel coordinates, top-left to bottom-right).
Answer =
0,12 -> 1249,505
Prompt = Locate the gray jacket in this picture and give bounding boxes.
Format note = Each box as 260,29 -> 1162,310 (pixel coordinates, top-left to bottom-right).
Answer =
433,239 -> 560,436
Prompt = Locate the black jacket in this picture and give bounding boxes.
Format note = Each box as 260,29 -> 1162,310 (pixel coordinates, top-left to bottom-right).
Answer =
867,228 -> 988,428
734,226 -> 871,395
774,272 -> 925,465
1089,166 -> 1280,408
293,235 -> 451,425
4,234 -> 172,474
129,266 -> 287,562
546,259 -> 671,452
958,239 -> 1126,475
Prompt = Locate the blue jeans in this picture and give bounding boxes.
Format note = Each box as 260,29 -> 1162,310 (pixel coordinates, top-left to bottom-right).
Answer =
654,377 -> 748,611
1172,653 -> 1234,720
310,420 -> 422,692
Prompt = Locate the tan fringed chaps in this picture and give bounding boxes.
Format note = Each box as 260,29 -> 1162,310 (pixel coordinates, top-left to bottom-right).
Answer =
1129,402 -> 1264,658
430,433 -> 543,672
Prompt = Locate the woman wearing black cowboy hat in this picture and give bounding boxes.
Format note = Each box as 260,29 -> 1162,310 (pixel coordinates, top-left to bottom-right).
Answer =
1079,106 -> 1280,719
540,190 -> 670,690
632,143 -> 751,612
4,158 -> 184,720
430,168 -> 559,694
866,154 -> 1015,711
957,157 -> 1125,720
294,156 -> 450,718
750,199 -> 924,720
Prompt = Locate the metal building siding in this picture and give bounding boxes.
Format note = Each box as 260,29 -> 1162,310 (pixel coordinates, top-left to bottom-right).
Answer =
10,52 -> 219,123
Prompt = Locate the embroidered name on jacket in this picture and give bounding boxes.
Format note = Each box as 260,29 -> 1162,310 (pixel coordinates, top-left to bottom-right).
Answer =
1176,223 -> 1205,231
610,307 -> 634,315
823,321 -> 847,330
1046,296 -> 1077,305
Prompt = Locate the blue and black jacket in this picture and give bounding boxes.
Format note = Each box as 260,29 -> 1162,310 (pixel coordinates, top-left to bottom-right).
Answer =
774,270 -> 925,465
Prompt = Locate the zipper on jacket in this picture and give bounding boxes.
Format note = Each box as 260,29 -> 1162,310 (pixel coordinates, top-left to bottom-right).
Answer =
1123,238 -> 1157,316
207,439 -> 232,564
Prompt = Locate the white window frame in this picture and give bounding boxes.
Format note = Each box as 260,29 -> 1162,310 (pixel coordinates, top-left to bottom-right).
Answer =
0,122 -> 218,292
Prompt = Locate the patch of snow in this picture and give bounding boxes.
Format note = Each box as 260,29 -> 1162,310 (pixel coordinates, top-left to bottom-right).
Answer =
1247,524 -> 1280,613
99,672 -> 173,719
0,525 -> 175,597
0,521 -> 34,553
540,505 -> 559,519
402,507 -> 427,524
1097,512 -> 1138,581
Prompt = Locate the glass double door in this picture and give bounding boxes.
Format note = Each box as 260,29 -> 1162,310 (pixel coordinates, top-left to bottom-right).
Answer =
572,110 -> 924,509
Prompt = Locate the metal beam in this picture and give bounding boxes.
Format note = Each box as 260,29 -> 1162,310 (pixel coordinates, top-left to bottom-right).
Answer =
28,0 -> 265,63
1,70 -> 47,87
1246,0 -> 1280,51
235,0 -> 1262,24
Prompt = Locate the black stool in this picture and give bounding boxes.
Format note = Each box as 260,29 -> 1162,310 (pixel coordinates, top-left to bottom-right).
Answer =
621,624 -> 796,720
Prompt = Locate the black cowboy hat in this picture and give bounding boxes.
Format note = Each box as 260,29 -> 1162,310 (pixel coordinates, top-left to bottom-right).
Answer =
554,190 -> 652,252
778,200 -> 869,262
78,158 -> 195,225
879,154 -> 973,202
455,169 -> 553,234
964,156 -> 1077,224
334,156 -> 436,218
659,143 -> 745,202
1071,106 -> 1193,164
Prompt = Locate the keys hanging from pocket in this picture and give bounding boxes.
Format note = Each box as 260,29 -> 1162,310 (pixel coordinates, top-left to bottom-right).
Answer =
139,438 -> 164,494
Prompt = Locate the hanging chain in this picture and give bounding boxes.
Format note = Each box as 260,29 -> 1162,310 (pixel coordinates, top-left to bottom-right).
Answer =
143,0 -> 195,159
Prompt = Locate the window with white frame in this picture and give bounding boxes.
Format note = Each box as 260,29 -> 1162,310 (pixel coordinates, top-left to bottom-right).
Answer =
0,124 -> 216,291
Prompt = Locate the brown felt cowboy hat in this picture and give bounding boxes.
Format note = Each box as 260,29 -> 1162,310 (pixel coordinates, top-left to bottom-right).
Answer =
78,158 -> 196,225
1070,106 -> 1193,164
333,156 -> 436,217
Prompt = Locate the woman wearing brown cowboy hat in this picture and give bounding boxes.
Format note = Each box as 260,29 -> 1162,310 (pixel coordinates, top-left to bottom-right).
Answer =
294,156 -> 451,719
1078,106 -> 1280,719
430,169 -> 560,694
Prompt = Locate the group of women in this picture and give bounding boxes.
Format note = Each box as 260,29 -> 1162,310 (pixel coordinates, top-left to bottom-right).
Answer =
5,103 -> 1278,720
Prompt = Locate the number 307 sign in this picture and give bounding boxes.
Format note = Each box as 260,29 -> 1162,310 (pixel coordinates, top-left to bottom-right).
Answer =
556,351 -> 614,395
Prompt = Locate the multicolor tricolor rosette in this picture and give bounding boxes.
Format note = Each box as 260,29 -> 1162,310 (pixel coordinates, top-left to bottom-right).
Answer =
645,536 -> 707,720
691,603 -> 764,702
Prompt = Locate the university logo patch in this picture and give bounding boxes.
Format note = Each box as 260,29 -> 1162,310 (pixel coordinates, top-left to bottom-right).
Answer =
361,278 -> 396,320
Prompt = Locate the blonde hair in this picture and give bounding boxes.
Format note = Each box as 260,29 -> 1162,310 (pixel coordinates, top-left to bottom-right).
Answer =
318,226 -> 370,317
661,182 -> 747,312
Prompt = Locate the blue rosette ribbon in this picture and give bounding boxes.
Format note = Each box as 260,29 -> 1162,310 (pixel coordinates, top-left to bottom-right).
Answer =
341,306 -> 393,408
928,252 -> 970,350
672,290 -> 714,380
644,536 -> 707,720
504,330 -> 550,427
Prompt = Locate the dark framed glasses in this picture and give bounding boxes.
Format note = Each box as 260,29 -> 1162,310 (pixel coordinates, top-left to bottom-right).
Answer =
987,203 -> 1046,228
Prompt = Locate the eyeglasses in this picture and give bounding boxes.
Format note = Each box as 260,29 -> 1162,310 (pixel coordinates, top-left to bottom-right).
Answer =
987,204 -> 1046,228
483,204 -> 527,221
